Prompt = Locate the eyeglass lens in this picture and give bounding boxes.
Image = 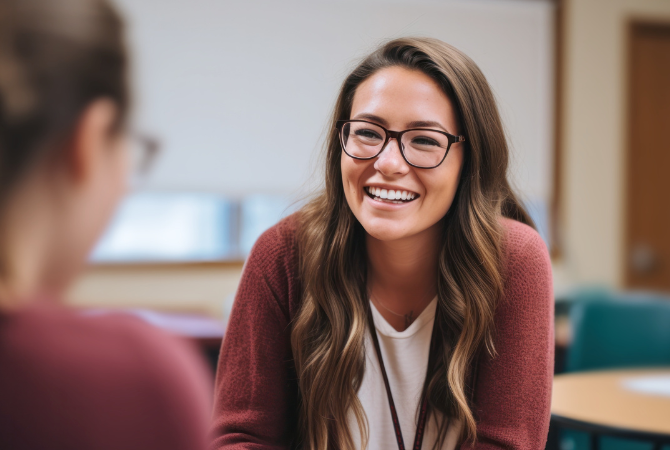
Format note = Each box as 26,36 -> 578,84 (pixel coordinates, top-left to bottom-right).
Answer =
341,121 -> 449,168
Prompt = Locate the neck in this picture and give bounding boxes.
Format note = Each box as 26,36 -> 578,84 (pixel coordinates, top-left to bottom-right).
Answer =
0,179 -> 64,308
366,222 -> 441,329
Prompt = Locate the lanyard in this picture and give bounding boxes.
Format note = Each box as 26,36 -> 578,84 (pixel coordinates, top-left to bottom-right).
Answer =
366,308 -> 438,450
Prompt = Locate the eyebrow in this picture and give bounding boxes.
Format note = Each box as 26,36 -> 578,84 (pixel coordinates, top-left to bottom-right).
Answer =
351,113 -> 450,133
406,120 -> 448,132
352,113 -> 389,127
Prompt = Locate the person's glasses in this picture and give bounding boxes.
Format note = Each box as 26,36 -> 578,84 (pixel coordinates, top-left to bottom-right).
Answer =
128,132 -> 160,186
336,120 -> 465,169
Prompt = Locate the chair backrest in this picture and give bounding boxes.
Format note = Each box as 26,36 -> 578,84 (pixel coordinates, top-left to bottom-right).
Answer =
566,289 -> 670,372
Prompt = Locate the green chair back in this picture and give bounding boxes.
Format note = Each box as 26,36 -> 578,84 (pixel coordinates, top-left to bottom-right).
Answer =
559,289 -> 670,450
566,290 -> 670,372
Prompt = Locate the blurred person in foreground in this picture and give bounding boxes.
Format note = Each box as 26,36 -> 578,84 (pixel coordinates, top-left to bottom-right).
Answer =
0,0 -> 211,448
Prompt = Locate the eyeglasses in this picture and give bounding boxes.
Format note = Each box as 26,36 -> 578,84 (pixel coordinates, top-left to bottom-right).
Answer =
336,120 -> 465,169
128,132 -> 160,186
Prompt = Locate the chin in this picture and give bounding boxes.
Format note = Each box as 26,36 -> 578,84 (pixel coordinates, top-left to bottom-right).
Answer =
358,217 -> 411,242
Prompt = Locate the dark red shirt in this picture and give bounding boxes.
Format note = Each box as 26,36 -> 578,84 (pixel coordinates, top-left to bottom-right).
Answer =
0,303 -> 212,450
211,215 -> 554,449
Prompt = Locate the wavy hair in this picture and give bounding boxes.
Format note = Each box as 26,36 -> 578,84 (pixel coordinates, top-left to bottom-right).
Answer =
291,37 -> 533,450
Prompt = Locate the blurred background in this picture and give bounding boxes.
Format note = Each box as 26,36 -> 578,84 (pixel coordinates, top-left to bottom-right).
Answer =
63,0 -> 670,448
71,0 -> 556,319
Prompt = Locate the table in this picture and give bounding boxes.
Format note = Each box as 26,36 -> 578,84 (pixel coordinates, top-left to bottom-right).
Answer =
551,368 -> 670,449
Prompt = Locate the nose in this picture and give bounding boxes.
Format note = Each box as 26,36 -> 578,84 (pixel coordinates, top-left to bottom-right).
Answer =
373,137 -> 410,176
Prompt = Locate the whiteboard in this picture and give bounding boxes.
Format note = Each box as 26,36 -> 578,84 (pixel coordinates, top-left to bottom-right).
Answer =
115,0 -> 554,206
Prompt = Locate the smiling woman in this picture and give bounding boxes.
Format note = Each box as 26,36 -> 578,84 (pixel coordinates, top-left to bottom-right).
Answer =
211,37 -> 553,450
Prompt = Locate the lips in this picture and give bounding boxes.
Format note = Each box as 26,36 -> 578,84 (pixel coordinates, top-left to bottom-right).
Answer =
364,186 -> 419,204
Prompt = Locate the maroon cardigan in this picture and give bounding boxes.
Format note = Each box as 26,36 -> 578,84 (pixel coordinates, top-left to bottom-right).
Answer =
0,304 -> 212,450
211,215 -> 554,449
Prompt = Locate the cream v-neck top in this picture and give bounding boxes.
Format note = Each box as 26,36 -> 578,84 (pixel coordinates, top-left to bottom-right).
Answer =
347,297 -> 461,450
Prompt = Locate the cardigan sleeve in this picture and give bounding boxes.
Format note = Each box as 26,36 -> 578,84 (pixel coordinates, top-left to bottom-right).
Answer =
461,221 -> 554,450
210,221 -> 300,450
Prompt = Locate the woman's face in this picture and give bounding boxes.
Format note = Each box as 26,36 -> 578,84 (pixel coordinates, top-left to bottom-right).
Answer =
341,66 -> 464,243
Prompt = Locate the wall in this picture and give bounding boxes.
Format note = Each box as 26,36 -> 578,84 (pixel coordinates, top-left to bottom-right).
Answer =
115,0 -> 555,203
561,0 -> 670,287
68,0 -> 557,318
68,264 -> 242,319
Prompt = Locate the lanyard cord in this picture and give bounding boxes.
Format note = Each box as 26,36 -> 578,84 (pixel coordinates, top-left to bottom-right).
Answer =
366,307 -> 439,450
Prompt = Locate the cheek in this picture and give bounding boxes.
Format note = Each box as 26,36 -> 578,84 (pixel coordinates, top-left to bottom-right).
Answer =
116,143 -> 129,194
422,153 -> 463,215
99,143 -> 128,216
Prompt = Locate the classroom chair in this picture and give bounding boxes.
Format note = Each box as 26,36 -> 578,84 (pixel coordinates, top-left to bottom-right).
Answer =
558,289 -> 670,450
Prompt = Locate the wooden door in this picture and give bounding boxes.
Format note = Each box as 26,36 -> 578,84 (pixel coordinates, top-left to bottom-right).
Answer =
626,22 -> 670,291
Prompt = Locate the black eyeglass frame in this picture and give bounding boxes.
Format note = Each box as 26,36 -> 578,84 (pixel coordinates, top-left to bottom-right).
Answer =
129,131 -> 160,175
335,119 -> 466,169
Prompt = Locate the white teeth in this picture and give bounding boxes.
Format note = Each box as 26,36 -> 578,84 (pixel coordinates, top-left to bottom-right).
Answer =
366,186 -> 418,202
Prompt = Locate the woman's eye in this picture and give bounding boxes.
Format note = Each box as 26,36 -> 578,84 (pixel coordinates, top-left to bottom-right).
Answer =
354,129 -> 382,141
411,137 -> 440,147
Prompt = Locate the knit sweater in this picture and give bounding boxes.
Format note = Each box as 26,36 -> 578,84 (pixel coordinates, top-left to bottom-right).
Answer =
211,214 -> 554,449
0,304 -> 212,450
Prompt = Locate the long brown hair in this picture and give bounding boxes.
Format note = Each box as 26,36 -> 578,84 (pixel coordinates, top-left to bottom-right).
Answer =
291,37 -> 533,449
0,0 -> 129,205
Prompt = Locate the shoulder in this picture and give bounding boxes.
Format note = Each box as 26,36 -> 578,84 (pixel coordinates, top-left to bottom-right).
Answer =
247,212 -> 300,274
499,217 -> 550,272
0,305 -> 211,448
242,213 -> 302,319
2,305 -> 211,410
500,217 -> 545,254
498,217 -> 553,306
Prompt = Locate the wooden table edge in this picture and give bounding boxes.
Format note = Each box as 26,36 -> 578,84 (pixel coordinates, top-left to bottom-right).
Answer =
551,413 -> 670,443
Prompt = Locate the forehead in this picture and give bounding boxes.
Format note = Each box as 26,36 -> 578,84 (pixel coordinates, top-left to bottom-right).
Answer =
350,66 -> 458,131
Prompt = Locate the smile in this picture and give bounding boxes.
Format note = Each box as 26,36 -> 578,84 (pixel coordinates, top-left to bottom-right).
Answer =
364,186 -> 419,204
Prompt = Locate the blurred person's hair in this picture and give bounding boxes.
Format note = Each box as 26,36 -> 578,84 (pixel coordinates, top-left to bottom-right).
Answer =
292,37 -> 534,450
0,0 -> 129,205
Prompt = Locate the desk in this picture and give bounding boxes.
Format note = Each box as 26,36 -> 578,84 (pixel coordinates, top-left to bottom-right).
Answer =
551,369 -> 670,449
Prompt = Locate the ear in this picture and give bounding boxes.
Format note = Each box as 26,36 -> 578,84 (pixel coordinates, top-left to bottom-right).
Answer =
68,99 -> 119,184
